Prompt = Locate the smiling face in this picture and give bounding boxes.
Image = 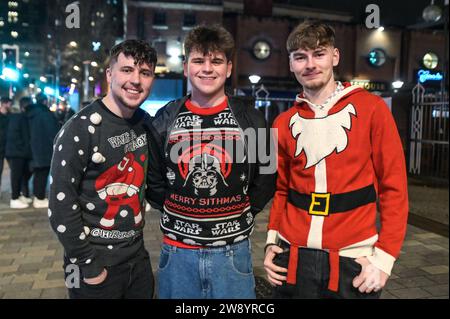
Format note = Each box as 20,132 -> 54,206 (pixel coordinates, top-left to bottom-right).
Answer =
106,53 -> 155,112
184,50 -> 232,104
289,45 -> 339,92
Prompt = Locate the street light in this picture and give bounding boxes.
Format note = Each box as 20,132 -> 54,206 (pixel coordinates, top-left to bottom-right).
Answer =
82,60 -> 91,102
2,67 -> 20,98
392,80 -> 404,89
44,86 -> 55,96
2,67 -> 20,82
392,80 -> 404,93
423,0 -> 442,22
249,75 -> 261,96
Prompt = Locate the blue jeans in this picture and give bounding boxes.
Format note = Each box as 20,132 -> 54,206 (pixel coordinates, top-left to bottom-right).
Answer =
157,239 -> 256,299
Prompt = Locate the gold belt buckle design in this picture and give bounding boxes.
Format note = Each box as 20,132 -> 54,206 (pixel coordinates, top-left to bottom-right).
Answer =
308,192 -> 331,216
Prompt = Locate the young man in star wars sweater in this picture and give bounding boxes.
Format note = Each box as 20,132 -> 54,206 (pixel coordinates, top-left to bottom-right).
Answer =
49,40 -> 157,299
147,25 -> 276,299
263,21 -> 408,299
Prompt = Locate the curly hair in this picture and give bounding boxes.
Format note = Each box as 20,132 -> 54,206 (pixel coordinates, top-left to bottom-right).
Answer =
184,24 -> 235,62
109,39 -> 157,67
287,21 -> 335,53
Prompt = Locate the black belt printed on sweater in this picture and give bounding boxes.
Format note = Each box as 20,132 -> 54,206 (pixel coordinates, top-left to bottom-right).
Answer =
288,184 -> 377,216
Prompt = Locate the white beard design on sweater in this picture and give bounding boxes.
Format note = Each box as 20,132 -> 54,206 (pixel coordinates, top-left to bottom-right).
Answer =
289,103 -> 356,169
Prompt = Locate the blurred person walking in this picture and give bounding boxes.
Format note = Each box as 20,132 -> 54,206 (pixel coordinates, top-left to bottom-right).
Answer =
27,93 -> 60,208
5,97 -> 33,208
55,101 -> 76,128
0,97 -> 12,197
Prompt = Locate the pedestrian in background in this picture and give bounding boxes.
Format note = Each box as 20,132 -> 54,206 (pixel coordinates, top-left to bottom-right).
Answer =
0,96 -> 12,197
27,93 -> 60,208
5,96 -> 32,209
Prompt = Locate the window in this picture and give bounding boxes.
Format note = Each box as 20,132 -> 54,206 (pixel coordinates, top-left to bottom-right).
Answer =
183,13 -> 196,29
153,12 -> 168,30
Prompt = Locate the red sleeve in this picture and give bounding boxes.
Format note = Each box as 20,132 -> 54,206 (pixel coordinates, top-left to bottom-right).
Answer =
368,97 -> 409,271
267,115 -> 291,237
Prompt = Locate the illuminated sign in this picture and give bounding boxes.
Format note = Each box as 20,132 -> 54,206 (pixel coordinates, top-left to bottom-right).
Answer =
350,80 -> 387,91
417,69 -> 443,83
368,48 -> 386,67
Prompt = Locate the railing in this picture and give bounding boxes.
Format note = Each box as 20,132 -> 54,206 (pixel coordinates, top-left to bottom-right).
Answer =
409,83 -> 449,181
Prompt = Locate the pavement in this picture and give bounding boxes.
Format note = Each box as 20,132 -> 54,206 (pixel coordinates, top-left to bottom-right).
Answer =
0,163 -> 448,299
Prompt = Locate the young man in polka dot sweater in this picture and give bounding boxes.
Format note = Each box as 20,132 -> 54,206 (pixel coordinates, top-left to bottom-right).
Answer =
48,40 -> 157,299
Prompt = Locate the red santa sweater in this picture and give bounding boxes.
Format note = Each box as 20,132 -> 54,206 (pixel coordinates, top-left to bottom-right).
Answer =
267,84 -> 408,291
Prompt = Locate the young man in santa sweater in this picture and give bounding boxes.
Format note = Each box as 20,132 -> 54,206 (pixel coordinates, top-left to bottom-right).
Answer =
147,25 -> 275,299
49,40 -> 157,298
264,21 -> 408,299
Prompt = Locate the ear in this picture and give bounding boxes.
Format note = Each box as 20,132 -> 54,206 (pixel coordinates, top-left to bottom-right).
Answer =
332,48 -> 340,67
226,61 -> 232,78
106,67 -> 112,84
183,61 -> 188,78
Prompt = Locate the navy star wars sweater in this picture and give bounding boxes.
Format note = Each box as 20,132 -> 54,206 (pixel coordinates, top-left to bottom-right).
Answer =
48,99 -> 150,278
160,98 -> 252,247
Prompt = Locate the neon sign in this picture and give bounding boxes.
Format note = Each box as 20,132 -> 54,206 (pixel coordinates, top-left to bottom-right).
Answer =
418,69 -> 443,83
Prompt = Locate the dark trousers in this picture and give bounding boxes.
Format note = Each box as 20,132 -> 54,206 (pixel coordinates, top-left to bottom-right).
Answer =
33,167 -> 50,199
272,245 -> 382,299
7,157 -> 29,200
65,249 -> 154,299
21,163 -> 31,197
0,153 -> 4,190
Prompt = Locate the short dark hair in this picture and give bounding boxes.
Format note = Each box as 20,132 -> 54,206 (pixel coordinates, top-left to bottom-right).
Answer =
19,96 -> 32,110
36,93 -> 48,104
109,39 -> 157,68
0,96 -> 12,104
184,25 -> 235,62
287,21 -> 336,53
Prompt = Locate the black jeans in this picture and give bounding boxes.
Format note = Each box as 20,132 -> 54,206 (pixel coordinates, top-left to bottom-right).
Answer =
65,249 -> 154,299
7,157 -> 29,200
21,161 -> 31,197
0,153 -> 4,190
33,167 -> 50,199
272,245 -> 382,299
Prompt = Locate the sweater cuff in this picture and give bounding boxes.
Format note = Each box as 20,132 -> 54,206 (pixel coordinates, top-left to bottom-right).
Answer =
266,229 -> 279,245
366,247 -> 396,276
79,259 -> 104,279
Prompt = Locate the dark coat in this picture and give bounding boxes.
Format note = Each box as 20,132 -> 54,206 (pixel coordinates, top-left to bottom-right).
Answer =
5,113 -> 31,159
26,103 -> 60,168
0,113 -> 9,156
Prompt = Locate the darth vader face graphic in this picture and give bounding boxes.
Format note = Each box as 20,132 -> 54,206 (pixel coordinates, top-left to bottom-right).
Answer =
179,144 -> 231,196
184,153 -> 228,196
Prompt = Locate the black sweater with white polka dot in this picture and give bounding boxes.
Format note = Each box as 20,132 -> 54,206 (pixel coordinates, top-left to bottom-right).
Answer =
48,99 -> 150,279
